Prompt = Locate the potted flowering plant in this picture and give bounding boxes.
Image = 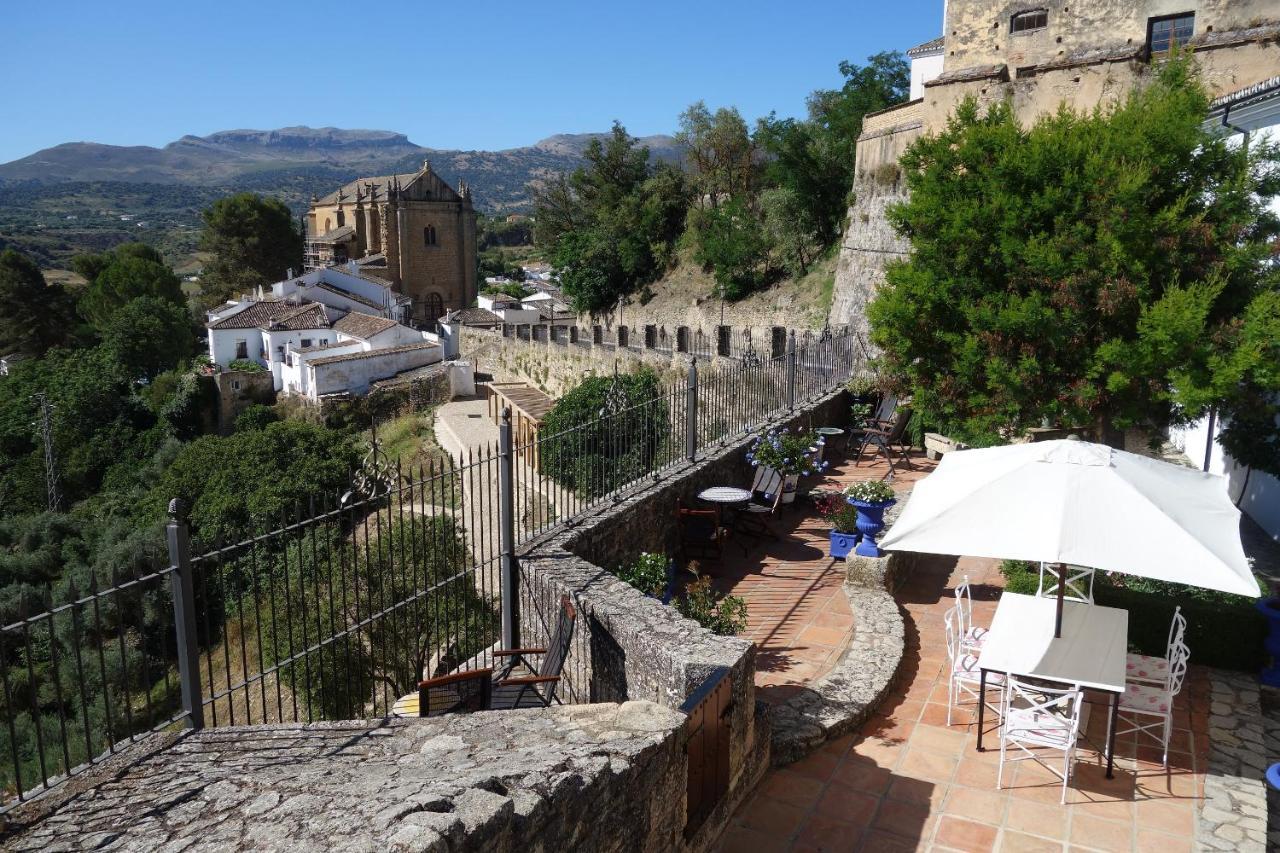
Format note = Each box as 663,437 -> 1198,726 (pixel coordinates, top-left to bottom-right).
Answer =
815,492 -> 861,559
843,480 -> 897,557
747,428 -> 826,504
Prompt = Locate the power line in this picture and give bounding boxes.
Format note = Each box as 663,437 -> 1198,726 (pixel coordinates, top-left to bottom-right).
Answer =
32,393 -> 61,513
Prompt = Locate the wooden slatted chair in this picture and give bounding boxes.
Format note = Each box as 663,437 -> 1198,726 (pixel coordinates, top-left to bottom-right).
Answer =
676,498 -> 724,561
737,466 -> 784,540
412,594 -> 577,714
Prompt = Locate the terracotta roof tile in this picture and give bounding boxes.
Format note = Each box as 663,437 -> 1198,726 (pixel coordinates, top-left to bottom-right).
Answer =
209,301 -> 329,331
332,312 -> 399,340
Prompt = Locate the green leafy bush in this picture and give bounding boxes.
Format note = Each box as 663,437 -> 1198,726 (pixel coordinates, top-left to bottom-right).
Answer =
227,359 -> 265,373
676,572 -> 748,636
616,552 -> 669,598
539,368 -> 670,500
999,560 -> 1264,671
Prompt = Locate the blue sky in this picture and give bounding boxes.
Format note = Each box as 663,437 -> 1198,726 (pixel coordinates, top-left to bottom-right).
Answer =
1,0 -> 943,163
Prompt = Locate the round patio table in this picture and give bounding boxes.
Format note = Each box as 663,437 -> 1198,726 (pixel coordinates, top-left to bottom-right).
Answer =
816,426 -> 847,454
697,486 -> 752,505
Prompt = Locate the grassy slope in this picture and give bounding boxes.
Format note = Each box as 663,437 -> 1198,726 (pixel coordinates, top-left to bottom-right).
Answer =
621,247 -> 837,331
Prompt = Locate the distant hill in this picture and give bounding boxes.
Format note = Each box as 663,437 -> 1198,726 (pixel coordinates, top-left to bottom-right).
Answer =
0,126 -> 679,270
0,126 -> 682,213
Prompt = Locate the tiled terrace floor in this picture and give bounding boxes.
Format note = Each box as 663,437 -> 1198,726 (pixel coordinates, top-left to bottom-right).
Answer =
716,551 -> 1211,853
705,446 -> 935,705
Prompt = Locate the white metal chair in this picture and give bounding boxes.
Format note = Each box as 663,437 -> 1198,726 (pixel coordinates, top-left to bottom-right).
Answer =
954,574 -> 988,654
1126,606 -> 1186,686
996,675 -> 1085,804
944,605 -> 1003,726
1108,632 -> 1190,766
1036,562 -> 1095,604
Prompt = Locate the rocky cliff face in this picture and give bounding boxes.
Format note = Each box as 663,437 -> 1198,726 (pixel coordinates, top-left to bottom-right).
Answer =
828,177 -> 912,347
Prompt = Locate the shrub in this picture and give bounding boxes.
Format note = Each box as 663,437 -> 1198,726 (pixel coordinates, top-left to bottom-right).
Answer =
617,552 -> 669,598
814,492 -> 859,533
676,571 -> 748,636
747,429 -> 824,476
227,359 -> 265,373
999,560 -> 1265,671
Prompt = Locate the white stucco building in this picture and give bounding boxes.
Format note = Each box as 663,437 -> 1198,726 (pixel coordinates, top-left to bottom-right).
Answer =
206,266 -> 448,400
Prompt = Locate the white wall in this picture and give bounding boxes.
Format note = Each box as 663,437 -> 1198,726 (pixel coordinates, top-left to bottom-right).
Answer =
909,51 -> 944,101
309,345 -> 444,398
1170,415 -> 1280,540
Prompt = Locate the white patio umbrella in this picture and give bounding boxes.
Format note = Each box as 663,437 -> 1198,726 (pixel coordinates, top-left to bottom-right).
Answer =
879,438 -> 1259,636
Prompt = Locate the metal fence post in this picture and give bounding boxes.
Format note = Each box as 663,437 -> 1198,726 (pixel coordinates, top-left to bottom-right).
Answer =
166,499 -> 204,729
786,330 -> 797,410
686,358 -> 698,462
498,407 -> 520,649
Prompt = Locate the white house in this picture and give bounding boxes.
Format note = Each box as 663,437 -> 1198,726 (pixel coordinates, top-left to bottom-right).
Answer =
1169,76 -> 1280,540
907,36 -> 945,100
477,292 -> 540,324
207,275 -> 448,399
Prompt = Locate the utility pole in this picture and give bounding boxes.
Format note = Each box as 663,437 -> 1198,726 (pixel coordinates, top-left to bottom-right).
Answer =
32,393 -> 61,513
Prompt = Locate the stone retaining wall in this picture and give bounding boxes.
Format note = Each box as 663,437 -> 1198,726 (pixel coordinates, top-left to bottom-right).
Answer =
769,497 -> 918,764
2,702 -> 687,853
514,389 -> 851,848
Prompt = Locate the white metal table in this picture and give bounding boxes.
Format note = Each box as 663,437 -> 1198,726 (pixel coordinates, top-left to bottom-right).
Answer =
697,487 -> 754,553
975,592 -> 1129,778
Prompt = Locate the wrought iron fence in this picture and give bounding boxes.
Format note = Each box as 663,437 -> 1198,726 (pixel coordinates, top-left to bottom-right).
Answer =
0,325 -> 866,810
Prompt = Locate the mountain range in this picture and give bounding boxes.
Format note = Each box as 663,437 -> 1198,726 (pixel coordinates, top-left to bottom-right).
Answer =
0,126 -> 681,213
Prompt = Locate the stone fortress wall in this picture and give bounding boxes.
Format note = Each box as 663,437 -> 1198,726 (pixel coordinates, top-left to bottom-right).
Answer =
828,0 -> 1280,337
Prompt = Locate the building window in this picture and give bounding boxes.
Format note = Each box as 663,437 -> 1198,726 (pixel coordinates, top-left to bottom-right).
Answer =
336,211 -> 345,227
301,338 -> 312,348
324,218 -> 332,232
320,338 -> 328,345
1148,13 -> 1194,55
231,380 -> 241,391
235,340 -> 248,360
1010,9 -> 1047,33
424,225 -> 437,246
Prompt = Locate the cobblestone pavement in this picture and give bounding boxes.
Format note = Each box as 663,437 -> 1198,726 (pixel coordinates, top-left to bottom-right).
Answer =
717,552 -> 1227,852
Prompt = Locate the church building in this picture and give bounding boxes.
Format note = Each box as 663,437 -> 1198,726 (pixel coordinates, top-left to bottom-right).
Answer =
304,160 -> 478,326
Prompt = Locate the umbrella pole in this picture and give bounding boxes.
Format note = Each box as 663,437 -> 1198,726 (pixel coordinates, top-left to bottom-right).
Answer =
1055,562 -> 1066,638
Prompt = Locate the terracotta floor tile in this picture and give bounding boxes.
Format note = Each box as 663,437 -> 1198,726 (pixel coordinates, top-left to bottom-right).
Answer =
941,786 -> 1008,826
908,724 -> 969,758
740,796 -> 809,839
897,748 -> 958,784
871,798 -> 934,840
954,757 -> 1001,791
718,823 -> 792,853
757,768 -> 827,810
1067,813 -> 1131,851
831,758 -> 895,795
792,813 -> 863,852
997,830 -> 1065,853
1004,798 -> 1069,841
813,784 -> 880,825
1134,828 -> 1192,853
934,815 -> 998,852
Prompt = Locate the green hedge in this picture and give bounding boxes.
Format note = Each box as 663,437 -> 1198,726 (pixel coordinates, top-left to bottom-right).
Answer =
1000,561 -> 1265,672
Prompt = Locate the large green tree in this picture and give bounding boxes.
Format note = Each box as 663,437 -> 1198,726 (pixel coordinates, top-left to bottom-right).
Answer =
198,193 -> 302,308
0,250 -> 79,358
77,251 -> 185,330
534,124 -> 688,313
868,60 -> 1280,467
676,102 -> 756,208
100,296 -> 198,382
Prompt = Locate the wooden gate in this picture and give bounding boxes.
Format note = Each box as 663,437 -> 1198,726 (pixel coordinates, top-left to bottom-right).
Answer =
681,667 -> 734,836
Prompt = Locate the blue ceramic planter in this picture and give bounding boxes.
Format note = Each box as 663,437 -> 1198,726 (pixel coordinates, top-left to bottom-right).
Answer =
829,530 -> 858,559
1257,598 -> 1280,687
848,498 -> 896,558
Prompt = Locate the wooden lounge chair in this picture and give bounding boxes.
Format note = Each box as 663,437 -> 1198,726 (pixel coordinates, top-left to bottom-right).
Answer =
738,466 -> 784,540
414,594 -> 577,715
676,498 -> 724,562
489,594 -> 576,710
855,406 -> 915,479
